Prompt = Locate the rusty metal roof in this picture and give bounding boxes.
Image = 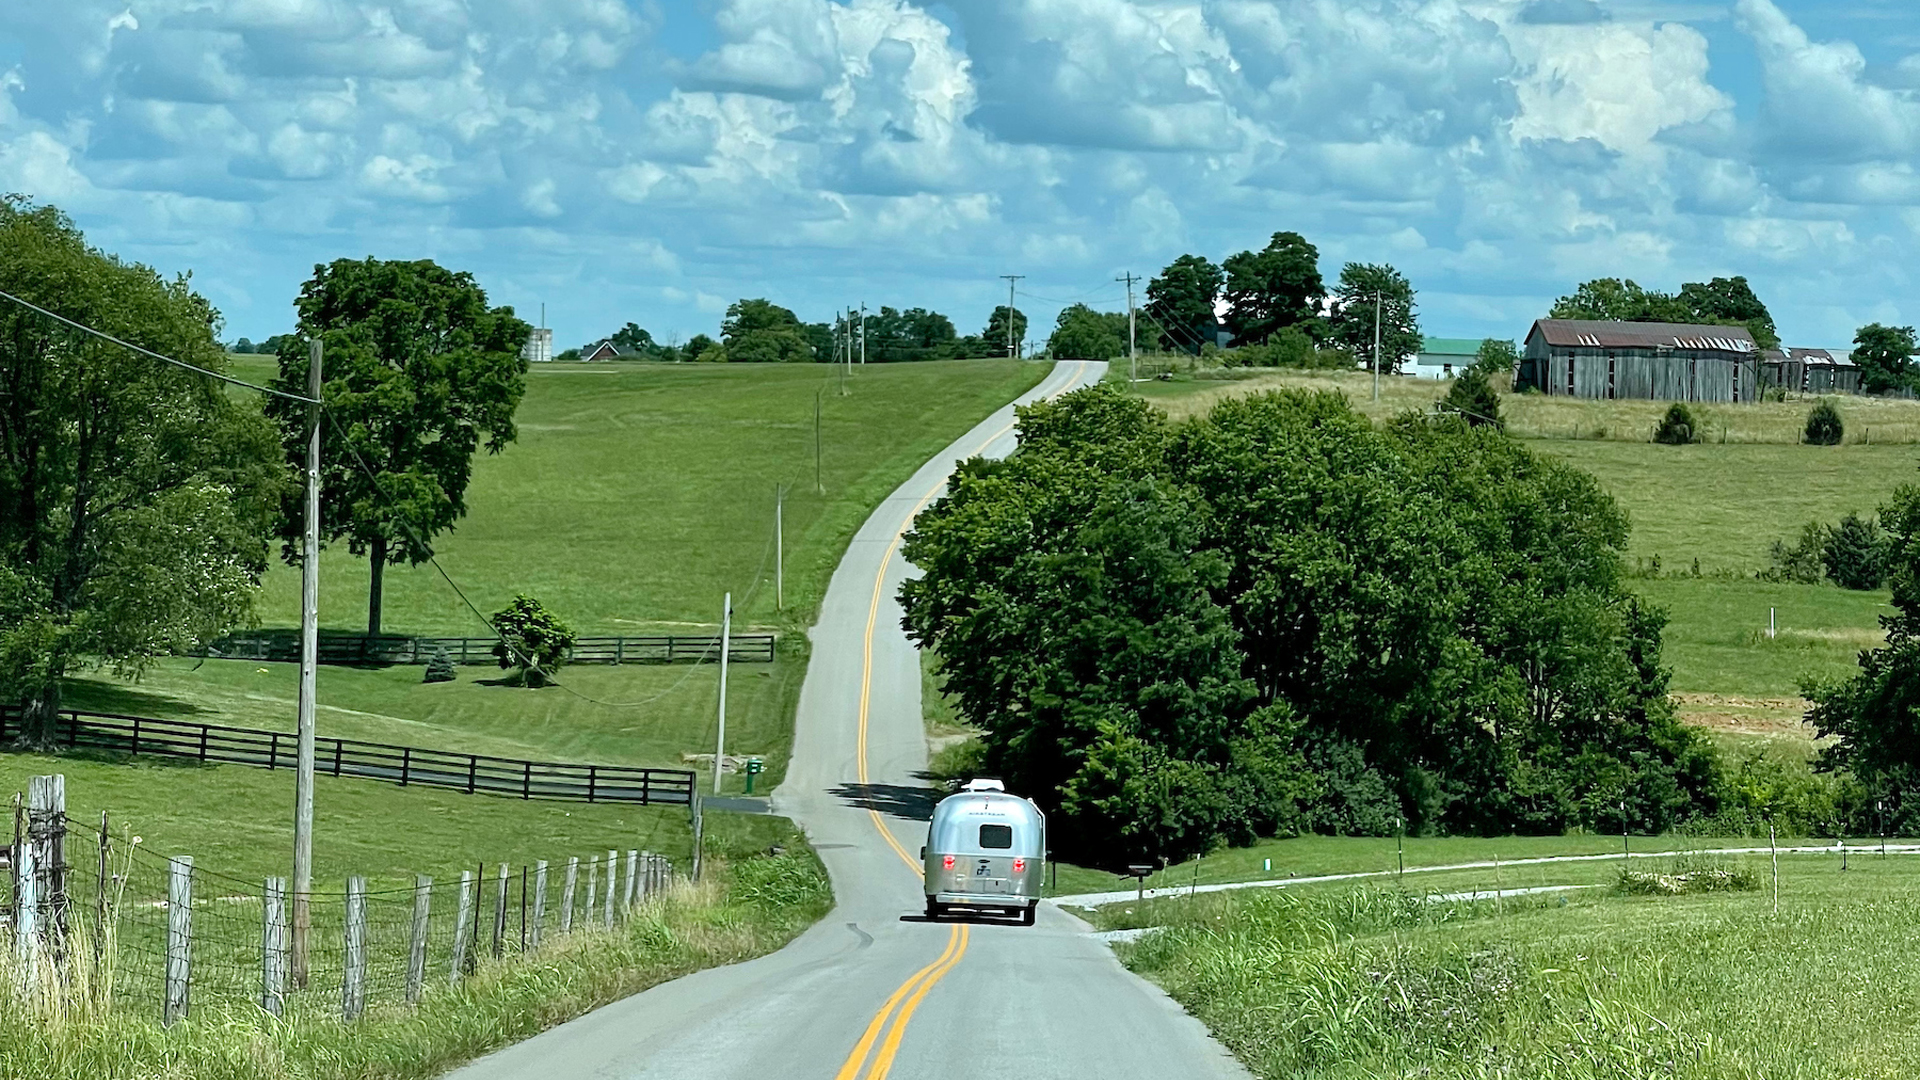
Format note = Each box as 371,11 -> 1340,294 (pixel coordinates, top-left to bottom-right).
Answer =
1528,319 -> 1756,354
1786,347 -> 1856,367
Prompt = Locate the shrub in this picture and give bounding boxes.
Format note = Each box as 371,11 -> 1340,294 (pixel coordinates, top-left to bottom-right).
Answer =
1761,520 -> 1829,584
490,594 -> 576,686
1822,513 -> 1887,590
1653,402 -> 1699,445
422,646 -> 457,683
1443,368 -> 1503,429
1804,400 -> 1844,445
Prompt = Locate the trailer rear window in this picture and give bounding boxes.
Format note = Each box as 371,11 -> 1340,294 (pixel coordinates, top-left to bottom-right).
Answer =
979,824 -> 1013,850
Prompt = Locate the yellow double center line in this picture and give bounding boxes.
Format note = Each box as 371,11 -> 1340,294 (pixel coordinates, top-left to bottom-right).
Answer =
832,362 -> 1088,1080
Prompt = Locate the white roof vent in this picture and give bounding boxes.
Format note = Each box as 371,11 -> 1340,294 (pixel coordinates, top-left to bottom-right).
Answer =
962,778 -> 1005,792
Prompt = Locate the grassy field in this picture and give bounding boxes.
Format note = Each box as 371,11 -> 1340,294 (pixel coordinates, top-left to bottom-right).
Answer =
241,358 -> 1048,635
51,357 -> 1050,796
1102,847 -> 1920,1079
1137,365 -> 1920,444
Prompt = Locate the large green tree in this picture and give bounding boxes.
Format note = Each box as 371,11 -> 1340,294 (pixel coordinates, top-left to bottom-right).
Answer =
1047,304 -> 1128,359
1328,262 -> 1421,376
722,298 -> 813,363
902,385 -> 1716,862
0,198 -> 282,745
1854,323 -> 1917,395
1808,484 -> 1920,831
1550,276 -> 1780,349
1146,254 -> 1223,353
1221,232 -> 1324,346
266,258 -> 530,636
984,305 -> 1028,357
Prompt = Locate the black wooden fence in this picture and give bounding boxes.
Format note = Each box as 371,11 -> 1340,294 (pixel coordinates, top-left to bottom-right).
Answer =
0,707 -> 695,807
196,630 -> 775,667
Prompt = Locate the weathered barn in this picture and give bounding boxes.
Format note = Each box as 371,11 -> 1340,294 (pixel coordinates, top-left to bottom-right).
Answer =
1518,320 -> 1760,403
1793,348 -> 1861,394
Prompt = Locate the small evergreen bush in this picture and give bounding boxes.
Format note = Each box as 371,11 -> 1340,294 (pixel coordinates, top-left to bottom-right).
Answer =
1443,368 -> 1503,429
1804,400 -> 1844,445
1822,513 -> 1887,590
1653,402 -> 1699,445
423,645 -> 457,683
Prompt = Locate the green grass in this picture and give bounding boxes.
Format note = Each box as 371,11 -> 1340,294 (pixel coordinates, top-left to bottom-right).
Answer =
1537,441 -> 1920,574
250,359 -> 1048,636
1109,851 -> 1920,1078
1636,578 -> 1888,700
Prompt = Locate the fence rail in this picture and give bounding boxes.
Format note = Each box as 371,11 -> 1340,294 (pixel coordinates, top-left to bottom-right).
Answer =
195,630 -> 775,667
0,708 -> 695,807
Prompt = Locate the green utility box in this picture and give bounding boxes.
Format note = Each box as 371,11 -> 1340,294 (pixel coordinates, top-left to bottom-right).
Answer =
744,757 -> 764,794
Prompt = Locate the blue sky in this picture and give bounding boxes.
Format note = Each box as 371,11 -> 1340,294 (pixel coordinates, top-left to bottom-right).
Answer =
3,0 -> 1919,349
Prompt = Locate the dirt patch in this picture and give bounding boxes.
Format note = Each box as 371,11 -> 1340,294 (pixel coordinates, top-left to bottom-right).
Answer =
1673,692 -> 1825,743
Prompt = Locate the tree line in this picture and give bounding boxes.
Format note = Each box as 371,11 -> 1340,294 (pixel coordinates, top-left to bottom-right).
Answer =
557,299 -> 1030,364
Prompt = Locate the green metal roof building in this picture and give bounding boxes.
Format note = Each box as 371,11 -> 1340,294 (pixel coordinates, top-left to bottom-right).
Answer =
1412,337 -> 1483,380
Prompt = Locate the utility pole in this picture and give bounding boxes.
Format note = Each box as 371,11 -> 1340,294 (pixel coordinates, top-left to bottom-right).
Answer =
1000,275 -> 1023,358
292,338 -> 322,988
859,303 -> 867,366
712,593 -> 731,794
1117,273 -> 1139,384
1371,292 -> 1382,403
774,485 -> 784,612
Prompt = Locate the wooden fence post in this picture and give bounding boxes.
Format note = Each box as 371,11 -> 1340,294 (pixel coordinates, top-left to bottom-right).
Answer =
491,863 -> 508,959
635,850 -> 651,905
585,856 -> 599,925
343,876 -> 366,1021
561,857 -> 578,933
604,850 -> 617,929
262,877 -> 287,1017
164,856 -> 192,1026
451,870 -> 473,983
26,774 -> 66,948
406,876 -> 431,1004
624,849 -> 639,913
531,861 -> 548,948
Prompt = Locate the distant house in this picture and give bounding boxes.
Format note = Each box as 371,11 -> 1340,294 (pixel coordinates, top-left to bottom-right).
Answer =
1517,320 -> 1760,403
1412,337 -> 1481,380
581,341 -> 621,362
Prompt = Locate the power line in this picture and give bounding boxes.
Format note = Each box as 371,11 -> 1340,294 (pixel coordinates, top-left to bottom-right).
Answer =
1013,288 -> 1127,306
0,287 -> 317,404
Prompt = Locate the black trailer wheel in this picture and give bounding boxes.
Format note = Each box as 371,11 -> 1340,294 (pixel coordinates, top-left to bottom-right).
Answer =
926,897 -> 944,920
1020,902 -> 1036,926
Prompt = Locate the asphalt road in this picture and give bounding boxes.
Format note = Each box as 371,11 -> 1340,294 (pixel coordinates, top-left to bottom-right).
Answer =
449,360 -> 1250,1080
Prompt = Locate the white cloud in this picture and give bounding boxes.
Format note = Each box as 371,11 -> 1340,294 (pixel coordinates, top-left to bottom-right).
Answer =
1736,0 -> 1920,163
1506,18 -> 1731,155
1,0 -> 1916,351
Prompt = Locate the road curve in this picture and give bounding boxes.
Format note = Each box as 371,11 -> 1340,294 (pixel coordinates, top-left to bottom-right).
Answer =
448,360 -> 1250,1080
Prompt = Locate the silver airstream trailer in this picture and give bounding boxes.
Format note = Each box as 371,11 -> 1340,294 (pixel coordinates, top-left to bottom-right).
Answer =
921,779 -> 1046,924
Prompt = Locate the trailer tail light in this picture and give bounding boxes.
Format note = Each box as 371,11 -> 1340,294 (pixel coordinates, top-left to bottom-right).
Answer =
1012,859 -> 1026,873
943,855 -> 955,870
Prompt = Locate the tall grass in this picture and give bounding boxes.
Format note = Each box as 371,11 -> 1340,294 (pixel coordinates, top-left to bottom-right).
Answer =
1122,881 -> 1920,1078
0,845 -> 830,1080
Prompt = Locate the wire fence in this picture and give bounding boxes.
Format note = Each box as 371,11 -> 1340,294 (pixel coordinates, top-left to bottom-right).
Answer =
4,800 -> 682,1026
